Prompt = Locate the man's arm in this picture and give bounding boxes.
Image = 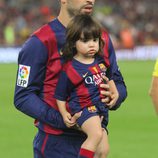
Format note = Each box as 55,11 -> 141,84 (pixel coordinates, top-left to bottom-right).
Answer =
101,34 -> 127,110
14,36 -> 66,128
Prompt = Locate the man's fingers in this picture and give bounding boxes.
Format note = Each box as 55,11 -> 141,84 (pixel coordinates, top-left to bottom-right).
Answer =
101,97 -> 110,103
100,83 -> 110,90
106,100 -> 115,108
102,75 -> 109,83
100,90 -> 111,97
106,93 -> 119,108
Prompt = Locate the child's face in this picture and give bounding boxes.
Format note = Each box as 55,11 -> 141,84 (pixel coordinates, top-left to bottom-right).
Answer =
75,35 -> 99,58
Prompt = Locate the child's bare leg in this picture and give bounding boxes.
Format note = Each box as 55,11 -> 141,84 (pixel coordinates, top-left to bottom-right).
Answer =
81,116 -> 103,152
94,129 -> 109,158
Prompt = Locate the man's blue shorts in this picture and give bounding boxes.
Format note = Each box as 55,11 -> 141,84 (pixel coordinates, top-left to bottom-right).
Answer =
33,130 -> 86,158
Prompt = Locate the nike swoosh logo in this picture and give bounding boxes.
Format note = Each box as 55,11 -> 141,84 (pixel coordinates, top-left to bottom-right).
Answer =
82,72 -> 89,78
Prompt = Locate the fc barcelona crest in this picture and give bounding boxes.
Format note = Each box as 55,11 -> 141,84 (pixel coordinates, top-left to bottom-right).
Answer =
88,105 -> 97,112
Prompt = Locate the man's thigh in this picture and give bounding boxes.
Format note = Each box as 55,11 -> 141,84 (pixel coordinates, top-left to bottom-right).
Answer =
33,130 -> 85,158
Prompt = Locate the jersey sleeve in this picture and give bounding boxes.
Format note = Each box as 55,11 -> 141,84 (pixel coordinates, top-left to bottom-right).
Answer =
152,59 -> 158,77
107,36 -> 127,110
14,36 -> 66,129
54,70 -> 73,101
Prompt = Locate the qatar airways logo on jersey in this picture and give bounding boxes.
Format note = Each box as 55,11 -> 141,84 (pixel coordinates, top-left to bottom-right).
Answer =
84,72 -> 106,86
17,64 -> 30,87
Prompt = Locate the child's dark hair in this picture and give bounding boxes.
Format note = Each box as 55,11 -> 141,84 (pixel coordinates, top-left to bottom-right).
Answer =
62,14 -> 104,61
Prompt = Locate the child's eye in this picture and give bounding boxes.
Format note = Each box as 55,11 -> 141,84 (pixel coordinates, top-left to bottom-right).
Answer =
93,38 -> 99,42
80,38 -> 99,43
80,38 -> 88,42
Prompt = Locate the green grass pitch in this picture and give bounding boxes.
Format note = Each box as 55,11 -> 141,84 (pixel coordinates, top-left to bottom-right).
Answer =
0,61 -> 158,158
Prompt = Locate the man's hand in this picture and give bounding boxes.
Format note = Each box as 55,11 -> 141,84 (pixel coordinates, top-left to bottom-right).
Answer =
107,80 -> 119,109
100,76 -> 119,109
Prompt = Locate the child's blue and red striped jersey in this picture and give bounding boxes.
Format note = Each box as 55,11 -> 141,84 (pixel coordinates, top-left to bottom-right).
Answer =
55,56 -> 110,114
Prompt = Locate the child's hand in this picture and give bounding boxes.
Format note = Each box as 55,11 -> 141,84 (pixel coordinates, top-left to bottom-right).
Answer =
62,112 -> 75,128
63,111 -> 82,128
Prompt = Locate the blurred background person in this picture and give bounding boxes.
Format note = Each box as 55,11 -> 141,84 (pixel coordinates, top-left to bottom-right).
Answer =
149,59 -> 158,115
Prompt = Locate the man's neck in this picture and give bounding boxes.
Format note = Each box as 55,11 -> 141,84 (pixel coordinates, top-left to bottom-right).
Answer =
58,10 -> 72,28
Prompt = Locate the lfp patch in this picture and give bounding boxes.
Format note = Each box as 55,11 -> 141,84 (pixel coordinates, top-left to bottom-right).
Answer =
17,64 -> 30,87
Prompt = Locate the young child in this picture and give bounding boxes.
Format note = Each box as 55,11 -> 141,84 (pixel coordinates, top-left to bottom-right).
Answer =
55,14 -> 115,158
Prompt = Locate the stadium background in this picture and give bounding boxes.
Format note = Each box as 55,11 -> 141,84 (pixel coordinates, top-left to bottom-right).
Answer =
0,0 -> 158,158
0,0 -> 157,47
